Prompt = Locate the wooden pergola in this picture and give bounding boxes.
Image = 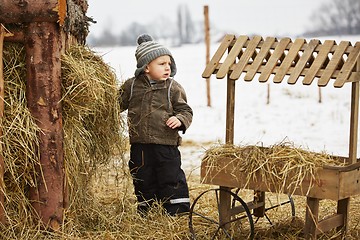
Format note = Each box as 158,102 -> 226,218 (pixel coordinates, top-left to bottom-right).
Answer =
0,0 -> 91,230
201,34 -> 360,239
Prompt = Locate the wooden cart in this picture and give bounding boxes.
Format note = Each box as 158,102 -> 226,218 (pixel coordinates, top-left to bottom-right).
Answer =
189,35 -> 360,239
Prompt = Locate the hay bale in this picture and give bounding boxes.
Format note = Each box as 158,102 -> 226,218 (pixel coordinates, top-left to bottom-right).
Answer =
1,42 -> 126,236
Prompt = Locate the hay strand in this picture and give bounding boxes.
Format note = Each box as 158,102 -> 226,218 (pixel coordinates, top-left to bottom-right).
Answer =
202,141 -> 345,195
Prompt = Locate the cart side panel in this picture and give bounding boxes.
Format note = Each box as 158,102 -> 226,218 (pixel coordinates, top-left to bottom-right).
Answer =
201,157 -> 349,201
339,168 -> 360,199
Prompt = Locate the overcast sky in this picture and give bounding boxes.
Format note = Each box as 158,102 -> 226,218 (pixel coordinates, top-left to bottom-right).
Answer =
86,0 -> 327,38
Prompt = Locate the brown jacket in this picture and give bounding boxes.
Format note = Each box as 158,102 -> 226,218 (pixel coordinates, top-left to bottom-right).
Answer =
119,74 -> 193,146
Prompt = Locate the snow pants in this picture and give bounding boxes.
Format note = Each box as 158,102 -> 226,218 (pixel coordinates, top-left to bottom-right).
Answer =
129,143 -> 190,216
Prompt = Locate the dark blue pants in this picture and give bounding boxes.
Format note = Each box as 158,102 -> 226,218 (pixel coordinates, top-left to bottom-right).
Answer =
129,143 -> 190,215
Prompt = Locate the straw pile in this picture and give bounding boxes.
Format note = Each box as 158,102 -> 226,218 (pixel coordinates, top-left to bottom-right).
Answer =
1,42 -> 125,237
2,43 -> 360,239
202,142 -> 345,194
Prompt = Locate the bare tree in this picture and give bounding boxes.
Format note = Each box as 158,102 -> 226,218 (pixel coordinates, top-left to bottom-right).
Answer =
307,0 -> 360,36
177,4 -> 195,44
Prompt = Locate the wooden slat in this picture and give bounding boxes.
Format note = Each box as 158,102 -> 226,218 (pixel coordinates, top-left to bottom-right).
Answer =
230,201 -> 264,216
318,41 -> 350,87
216,35 -> 248,79
258,37 -> 291,82
229,35 -> 262,80
348,72 -> 360,83
273,38 -> 305,83
288,39 -> 320,84
204,35 -> 359,88
303,40 -> 335,85
202,34 -> 235,78
244,37 -> 276,81
336,198 -> 350,234
316,213 -> 344,235
334,42 -> 360,88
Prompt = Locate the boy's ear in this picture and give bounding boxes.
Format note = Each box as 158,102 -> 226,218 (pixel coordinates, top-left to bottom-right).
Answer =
144,65 -> 149,73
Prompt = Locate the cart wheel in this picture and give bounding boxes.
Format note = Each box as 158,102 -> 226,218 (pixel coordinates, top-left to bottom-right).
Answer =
189,188 -> 254,239
261,194 -> 296,225
233,189 -> 296,226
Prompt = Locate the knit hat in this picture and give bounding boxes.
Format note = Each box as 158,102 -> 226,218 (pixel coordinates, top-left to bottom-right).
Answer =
134,34 -> 177,77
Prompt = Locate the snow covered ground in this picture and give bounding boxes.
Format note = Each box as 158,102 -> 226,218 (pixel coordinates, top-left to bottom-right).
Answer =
94,35 -> 360,174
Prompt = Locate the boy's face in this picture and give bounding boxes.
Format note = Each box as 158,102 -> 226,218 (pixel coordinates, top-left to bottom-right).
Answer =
145,55 -> 171,81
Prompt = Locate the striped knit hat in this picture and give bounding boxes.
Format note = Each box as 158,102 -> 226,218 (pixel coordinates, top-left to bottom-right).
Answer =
135,34 -> 177,77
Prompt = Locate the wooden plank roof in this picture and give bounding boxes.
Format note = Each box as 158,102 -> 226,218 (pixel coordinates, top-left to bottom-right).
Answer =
202,34 -> 360,88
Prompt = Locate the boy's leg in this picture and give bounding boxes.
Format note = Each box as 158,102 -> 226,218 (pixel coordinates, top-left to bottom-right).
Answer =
154,144 -> 190,216
129,143 -> 158,214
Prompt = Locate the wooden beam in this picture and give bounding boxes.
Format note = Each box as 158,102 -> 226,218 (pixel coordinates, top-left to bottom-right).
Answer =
203,5 -> 211,107
0,24 -> 6,224
2,28 -> 24,43
25,22 -> 64,231
304,197 -> 320,239
348,59 -> 360,163
316,213 -> 344,235
219,49 -> 237,231
225,77 -> 236,144
0,0 -> 61,23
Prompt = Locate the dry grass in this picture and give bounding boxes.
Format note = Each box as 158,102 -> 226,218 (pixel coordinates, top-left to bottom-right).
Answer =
1,43 -> 360,239
0,43 -> 126,238
202,142 -> 346,195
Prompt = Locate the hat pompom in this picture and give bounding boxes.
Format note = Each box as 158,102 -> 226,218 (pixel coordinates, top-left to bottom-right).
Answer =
137,34 -> 153,45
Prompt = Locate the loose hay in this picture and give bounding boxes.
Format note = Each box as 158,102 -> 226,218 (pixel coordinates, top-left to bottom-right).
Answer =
202,142 -> 346,195
1,42 -> 126,238
1,43 -> 360,239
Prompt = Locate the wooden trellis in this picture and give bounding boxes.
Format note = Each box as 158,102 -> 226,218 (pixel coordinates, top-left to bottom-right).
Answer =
201,34 -> 360,239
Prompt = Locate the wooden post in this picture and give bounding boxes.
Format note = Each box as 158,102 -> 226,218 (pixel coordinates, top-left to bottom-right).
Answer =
304,197 -> 320,239
0,24 -> 6,224
347,60 -> 359,164
225,78 -> 235,144
335,56 -> 360,237
219,73 -> 236,228
204,5 -> 211,107
25,22 -> 64,230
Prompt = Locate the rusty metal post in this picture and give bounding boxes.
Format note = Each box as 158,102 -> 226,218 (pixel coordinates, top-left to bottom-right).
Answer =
25,22 -> 64,230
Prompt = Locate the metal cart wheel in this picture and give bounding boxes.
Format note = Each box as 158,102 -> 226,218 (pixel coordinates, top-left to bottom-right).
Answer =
233,189 -> 296,226
189,188 -> 255,240
260,194 -> 296,225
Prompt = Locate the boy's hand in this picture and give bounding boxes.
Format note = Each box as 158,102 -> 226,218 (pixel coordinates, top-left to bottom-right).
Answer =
166,116 -> 182,129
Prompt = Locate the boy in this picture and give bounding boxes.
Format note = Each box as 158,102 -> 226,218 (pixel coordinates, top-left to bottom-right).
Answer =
119,34 -> 193,216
